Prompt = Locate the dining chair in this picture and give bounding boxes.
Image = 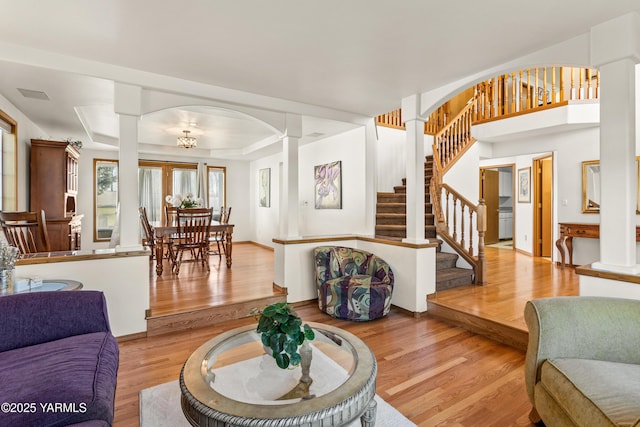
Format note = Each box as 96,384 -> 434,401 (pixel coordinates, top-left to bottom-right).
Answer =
170,207 -> 213,274
209,206 -> 232,258
138,207 -> 156,259
0,210 -> 51,254
164,205 -> 179,226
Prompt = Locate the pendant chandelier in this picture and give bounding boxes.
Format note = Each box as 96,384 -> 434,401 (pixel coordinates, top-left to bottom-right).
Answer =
177,130 -> 197,149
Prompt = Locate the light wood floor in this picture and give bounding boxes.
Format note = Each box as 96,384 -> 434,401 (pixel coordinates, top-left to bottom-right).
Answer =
114,244 -> 580,426
148,243 -> 283,317
429,246 -> 579,331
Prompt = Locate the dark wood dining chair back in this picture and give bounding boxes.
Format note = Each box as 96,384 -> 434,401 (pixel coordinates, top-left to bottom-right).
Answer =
209,206 -> 231,258
0,210 -> 51,254
164,205 -> 179,226
138,207 -> 156,258
171,207 -> 213,274
221,206 -> 232,224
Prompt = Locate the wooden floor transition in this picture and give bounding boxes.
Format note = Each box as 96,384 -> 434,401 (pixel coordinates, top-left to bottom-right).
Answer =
114,243 -> 579,426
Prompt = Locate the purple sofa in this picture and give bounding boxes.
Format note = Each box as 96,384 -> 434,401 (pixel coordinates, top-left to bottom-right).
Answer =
0,290 -> 119,427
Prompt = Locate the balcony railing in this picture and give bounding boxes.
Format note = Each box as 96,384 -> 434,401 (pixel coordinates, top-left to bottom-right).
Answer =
473,67 -> 599,123
376,67 -> 599,131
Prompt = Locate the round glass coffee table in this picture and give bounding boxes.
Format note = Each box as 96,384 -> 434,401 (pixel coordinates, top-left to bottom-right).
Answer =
180,322 -> 377,426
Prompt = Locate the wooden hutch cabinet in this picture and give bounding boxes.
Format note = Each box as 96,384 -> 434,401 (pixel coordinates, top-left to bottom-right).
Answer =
29,139 -> 82,251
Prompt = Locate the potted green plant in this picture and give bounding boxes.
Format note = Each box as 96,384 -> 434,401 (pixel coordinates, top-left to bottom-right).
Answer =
255,302 -> 315,369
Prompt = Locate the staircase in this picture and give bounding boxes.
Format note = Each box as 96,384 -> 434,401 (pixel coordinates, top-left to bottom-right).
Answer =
375,156 -> 435,240
375,155 -> 474,290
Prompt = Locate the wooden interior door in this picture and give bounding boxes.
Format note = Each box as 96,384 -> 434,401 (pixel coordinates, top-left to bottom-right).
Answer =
481,169 -> 500,245
533,156 -> 553,257
540,158 -> 553,257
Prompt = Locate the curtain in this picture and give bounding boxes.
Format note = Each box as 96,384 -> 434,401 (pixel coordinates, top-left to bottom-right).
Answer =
196,162 -> 208,208
2,132 -> 16,211
173,169 -> 197,198
208,168 -> 224,212
108,202 -> 120,248
139,167 -> 162,226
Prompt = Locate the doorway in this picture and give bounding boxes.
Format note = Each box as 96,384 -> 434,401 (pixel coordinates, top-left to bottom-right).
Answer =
533,155 -> 553,258
480,165 -> 515,247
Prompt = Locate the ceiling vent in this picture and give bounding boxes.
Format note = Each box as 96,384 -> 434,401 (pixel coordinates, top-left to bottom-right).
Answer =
17,88 -> 50,101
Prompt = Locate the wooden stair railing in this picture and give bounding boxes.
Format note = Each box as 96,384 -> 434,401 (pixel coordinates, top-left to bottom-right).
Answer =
434,99 -> 476,174
376,104 -> 450,136
376,66 -> 598,286
430,155 -> 486,284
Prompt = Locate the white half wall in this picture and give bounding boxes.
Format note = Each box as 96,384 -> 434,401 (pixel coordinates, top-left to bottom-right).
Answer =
15,254 -> 149,338
274,238 -> 436,314
580,275 -> 640,300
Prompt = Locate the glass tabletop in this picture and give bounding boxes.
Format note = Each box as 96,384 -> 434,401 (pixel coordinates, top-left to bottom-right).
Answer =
180,321 -> 377,424
201,327 -> 357,405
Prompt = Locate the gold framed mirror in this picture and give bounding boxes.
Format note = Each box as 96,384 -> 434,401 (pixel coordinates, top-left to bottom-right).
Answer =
582,160 -> 600,213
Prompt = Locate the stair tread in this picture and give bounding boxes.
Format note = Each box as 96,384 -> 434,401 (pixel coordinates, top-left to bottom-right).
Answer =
436,267 -> 475,291
376,224 -> 436,229
436,252 -> 459,260
375,213 -> 435,217
436,267 -> 474,277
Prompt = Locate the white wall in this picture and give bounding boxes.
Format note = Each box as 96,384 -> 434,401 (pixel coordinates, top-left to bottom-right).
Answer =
300,128 -> 368,237
250,152 -> 281,248
376,126 -> 406,192
376,126 -> 432,193
479,152 -> 547,255
478,126 -> 601,263
250,127 -> 370,247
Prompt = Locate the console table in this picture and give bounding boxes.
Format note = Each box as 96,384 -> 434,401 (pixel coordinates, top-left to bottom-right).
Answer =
556,222 -> 640,268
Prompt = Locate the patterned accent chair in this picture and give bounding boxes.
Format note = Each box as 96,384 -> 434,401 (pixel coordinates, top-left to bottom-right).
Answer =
313,246 -> 394,321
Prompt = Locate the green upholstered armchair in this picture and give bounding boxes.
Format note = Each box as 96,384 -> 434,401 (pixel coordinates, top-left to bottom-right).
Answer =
524,296 -> 640,426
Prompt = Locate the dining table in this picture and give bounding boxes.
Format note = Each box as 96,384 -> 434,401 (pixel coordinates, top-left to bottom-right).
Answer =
153,221 -> 234,276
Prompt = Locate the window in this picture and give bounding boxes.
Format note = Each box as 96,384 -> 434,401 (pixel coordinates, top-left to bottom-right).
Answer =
138,161 -> 198,226
94,159 -> 118,241
208,166 -> 226,213
0,110 -> 17,211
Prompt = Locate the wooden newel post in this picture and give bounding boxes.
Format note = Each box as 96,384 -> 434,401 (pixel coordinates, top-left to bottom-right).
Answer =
476,199 -> 487,285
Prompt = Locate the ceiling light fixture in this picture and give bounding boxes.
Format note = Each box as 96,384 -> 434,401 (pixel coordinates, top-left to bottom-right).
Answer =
177,129 -> 197,149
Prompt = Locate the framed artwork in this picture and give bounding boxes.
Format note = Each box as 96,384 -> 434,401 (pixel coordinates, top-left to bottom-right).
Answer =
518,167 -> 531,203
314,160 -> 342,209
259,168 -> 270,207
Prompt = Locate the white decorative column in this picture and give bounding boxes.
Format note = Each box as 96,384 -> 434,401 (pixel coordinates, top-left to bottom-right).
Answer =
590,13 -> 640,274
364,120 -> 378,235
114,83 -> 143,251
402,95 -> 429,244
279,114 -> 302,239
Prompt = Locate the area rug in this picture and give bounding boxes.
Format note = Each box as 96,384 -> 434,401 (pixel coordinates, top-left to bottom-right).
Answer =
140,380 -> 416,426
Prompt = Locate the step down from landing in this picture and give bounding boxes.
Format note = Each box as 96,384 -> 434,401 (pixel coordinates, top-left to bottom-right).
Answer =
426,298 -> 528,351
146,294 -> 286,336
